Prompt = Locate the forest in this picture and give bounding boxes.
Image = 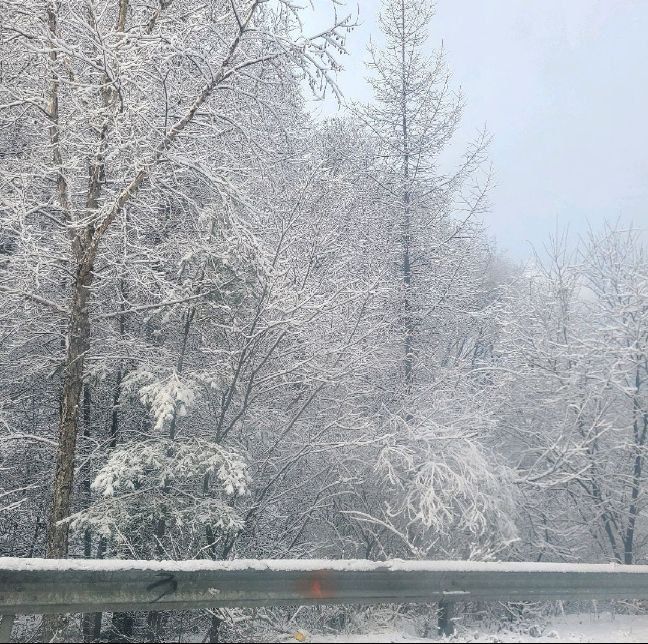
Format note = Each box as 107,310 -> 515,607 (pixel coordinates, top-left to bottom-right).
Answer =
0,0 -> 646,642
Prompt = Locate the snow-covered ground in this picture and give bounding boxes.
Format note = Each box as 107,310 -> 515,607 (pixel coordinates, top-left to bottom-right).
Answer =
284,613 -> 648,643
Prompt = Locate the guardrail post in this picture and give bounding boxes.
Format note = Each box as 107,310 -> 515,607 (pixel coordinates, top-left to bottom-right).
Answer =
0,614 -> 16,643
438,599 -> 454,636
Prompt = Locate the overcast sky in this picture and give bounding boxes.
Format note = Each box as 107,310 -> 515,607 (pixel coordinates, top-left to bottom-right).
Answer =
305,0 -> 648,259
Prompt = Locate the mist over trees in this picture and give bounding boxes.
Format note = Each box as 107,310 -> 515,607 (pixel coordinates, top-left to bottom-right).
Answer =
0,0 -> 646,642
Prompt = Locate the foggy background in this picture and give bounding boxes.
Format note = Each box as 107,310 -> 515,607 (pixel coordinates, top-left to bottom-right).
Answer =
306,0 -> 648,259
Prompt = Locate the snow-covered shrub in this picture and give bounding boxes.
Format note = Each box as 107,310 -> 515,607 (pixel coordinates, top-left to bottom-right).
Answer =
70,438 -> 249,554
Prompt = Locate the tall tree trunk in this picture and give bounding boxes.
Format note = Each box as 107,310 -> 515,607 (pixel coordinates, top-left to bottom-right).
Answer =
400,0 -> 413,397
624,367 -> 647,564
47,256 -> 94,558
42,256 -> 93,641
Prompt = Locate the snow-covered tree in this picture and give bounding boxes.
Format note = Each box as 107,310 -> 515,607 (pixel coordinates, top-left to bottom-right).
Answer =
0,0 -> 353,562
497,225 -> 648,564
338,0 -> 512,564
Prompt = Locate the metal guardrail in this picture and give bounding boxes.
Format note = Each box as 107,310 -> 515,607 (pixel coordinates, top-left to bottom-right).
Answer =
1,558 -> 648,641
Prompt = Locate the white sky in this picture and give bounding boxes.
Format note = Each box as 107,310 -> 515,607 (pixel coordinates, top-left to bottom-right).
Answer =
304,0 -> 648,259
